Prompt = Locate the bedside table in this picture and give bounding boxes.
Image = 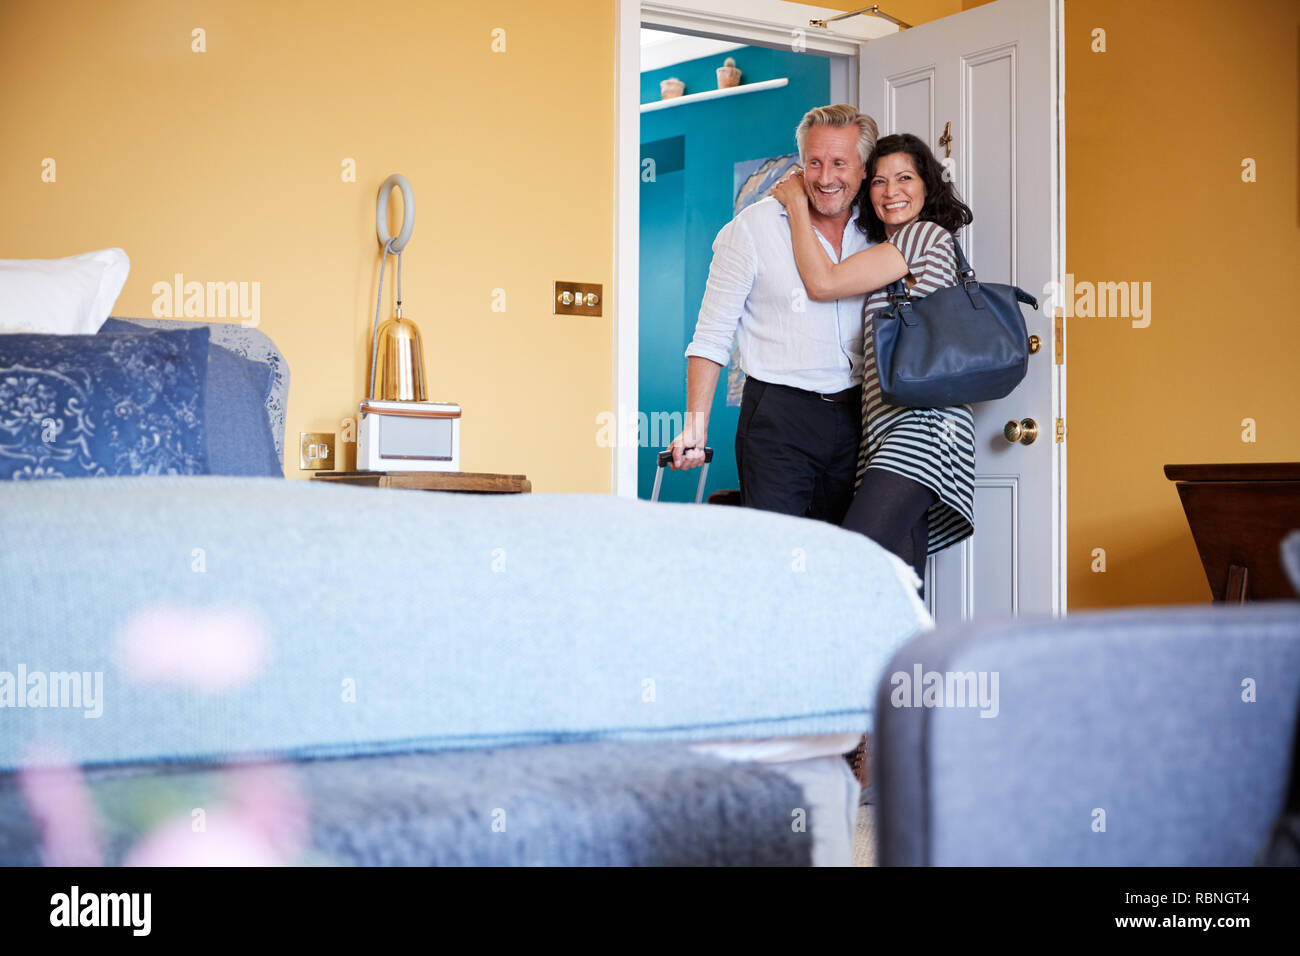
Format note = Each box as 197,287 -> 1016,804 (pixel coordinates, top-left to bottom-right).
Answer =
312,471 -> 531,494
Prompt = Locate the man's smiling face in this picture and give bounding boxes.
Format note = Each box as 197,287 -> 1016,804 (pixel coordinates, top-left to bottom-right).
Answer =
801,124 -> 867,219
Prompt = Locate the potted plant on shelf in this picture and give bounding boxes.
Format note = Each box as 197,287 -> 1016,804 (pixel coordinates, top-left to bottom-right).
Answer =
716,57 -> 741,89
660,77 -> 685,99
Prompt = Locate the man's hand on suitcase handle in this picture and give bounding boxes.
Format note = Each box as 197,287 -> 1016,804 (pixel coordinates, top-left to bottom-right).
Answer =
661,445 -> 713,471
667,416 -> 709,471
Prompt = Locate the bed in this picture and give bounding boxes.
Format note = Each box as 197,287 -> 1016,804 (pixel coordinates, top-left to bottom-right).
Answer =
0,317 -> 931,866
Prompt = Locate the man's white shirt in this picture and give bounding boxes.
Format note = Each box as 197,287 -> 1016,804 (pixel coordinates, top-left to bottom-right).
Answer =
685,196 -> 872,394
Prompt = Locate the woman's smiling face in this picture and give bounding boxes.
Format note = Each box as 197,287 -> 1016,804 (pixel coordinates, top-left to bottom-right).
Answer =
869,152 -> 926,237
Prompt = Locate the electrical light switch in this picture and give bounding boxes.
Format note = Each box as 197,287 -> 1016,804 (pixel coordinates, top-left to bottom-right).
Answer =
554,281 -> 603,316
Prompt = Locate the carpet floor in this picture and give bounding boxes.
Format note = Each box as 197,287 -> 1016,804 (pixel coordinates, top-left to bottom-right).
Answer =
852,806 -> 876,867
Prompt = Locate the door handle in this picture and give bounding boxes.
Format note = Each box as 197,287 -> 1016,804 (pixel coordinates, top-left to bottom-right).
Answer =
1003,418 -> 1039,445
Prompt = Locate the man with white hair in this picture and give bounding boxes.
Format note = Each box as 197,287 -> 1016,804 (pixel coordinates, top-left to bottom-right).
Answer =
669,104 -> 878,526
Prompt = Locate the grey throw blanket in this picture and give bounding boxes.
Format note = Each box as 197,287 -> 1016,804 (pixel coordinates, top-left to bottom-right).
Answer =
0,741 -> 813,866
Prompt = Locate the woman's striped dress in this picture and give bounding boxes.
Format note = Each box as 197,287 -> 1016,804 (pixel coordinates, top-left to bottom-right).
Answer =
856,219 -> 975,556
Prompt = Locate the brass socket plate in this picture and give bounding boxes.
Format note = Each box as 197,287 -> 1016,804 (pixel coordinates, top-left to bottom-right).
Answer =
554,281 -> 603,316
300,431 -> 336,471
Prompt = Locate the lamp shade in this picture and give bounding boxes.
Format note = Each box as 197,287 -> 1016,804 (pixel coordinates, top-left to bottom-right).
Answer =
370,314 -> 427,401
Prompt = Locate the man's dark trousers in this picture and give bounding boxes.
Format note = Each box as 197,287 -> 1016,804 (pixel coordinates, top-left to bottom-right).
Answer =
734,377 -> 861,524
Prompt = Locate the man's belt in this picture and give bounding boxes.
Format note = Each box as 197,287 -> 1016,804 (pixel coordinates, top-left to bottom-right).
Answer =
813,384 -> 861,403
757,379 -> 861,404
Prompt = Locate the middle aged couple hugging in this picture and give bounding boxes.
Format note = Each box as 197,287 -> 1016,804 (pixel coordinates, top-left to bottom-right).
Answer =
667,104 -> 978,598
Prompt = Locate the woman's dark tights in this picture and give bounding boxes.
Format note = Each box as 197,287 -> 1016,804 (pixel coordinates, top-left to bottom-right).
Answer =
841,468 -> 936,599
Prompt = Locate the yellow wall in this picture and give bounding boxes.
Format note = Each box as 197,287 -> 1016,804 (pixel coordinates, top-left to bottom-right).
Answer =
803,0 -> 1300,607
1063,0 -> 1300,606
6,0 -> 1298,606
0,0 -> 616,493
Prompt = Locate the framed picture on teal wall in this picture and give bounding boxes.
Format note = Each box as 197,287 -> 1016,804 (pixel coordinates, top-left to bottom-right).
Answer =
725,152 -> 799,406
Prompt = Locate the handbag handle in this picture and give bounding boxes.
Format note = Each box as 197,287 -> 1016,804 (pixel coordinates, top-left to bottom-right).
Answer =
951,235 -> 1038,309
884,231 -> 1039,312
885,229 -> 979,307
950,235 -> 988,311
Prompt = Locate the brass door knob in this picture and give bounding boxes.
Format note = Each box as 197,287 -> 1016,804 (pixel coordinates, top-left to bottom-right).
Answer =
1028,335 -> 1041,353
1004,418 -> 1039,445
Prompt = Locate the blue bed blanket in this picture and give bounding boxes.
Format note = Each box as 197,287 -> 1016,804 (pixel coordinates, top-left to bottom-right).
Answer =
0,477 -> 930,770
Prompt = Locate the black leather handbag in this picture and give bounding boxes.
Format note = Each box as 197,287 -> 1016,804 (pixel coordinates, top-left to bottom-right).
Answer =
871,234 -> 1038,407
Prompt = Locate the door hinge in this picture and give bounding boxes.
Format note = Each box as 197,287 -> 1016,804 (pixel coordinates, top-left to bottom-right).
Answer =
1054,309 -> 1064,365
1055,417 -> 1066,443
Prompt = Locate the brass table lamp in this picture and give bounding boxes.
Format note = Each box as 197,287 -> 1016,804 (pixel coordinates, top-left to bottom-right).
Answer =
371,305 -> 426,401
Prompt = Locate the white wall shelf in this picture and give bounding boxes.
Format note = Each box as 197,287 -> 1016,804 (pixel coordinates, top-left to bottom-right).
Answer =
640,77 -> 789,113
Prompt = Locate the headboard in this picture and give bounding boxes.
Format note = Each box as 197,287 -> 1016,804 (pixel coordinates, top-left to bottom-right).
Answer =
108,317 -> 290,459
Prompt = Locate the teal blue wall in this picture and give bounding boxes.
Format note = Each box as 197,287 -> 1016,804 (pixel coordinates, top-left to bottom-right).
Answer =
639,46 -> 831,502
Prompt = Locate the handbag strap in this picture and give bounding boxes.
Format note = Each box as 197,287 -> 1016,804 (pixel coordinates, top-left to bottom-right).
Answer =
950,233 -> 975,281
884,227 -> 983,310
885,276 -> 909,304
949,234 -> 988,311
883,228 -> 1042,314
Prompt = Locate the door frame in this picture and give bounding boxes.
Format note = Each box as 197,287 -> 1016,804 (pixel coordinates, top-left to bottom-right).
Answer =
612,0 -> 1068,613
613,0 -> 873,503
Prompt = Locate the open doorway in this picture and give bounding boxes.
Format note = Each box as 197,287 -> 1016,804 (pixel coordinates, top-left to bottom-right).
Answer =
616,0 -> 1067,619
635,26 -> 860,502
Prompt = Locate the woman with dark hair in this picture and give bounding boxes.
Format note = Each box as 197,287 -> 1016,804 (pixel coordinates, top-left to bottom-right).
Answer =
772,133 -> 975,595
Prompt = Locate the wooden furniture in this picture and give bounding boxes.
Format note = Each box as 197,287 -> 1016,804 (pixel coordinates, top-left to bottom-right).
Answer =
1164,462 -> 1300,603
312,470 -> 530,494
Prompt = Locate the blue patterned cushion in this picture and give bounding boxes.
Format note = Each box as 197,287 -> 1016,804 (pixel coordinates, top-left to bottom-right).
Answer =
100,319 -> 281,477
108,317 -> 289,460
0,328 -> 210,479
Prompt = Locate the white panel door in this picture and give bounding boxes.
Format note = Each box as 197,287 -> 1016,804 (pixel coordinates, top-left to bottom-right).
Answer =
859,0 -> 1063,619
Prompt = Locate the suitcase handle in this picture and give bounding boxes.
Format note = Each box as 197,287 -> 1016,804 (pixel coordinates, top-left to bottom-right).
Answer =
655,447 -> 714,468
651,446 -> 713,503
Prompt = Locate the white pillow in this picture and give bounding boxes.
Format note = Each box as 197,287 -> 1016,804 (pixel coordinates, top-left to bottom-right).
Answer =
0,248 -> 131,334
